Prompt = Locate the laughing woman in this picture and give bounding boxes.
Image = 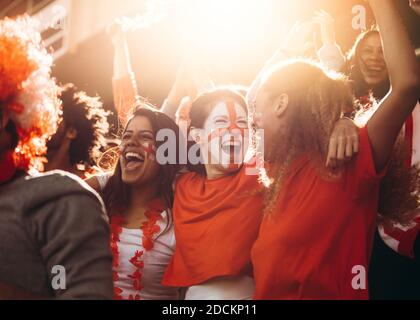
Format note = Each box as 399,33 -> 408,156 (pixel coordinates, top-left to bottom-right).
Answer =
91,105 -> 183,300
103,21 -> 365,300
162,89 -> 264,300
250,0 -> 419,300
161,87 -> 360,300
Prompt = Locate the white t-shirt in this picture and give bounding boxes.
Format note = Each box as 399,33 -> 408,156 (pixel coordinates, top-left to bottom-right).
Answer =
113,211 -> 179,300
96,174 -> 179,299
184,276 -> 255,300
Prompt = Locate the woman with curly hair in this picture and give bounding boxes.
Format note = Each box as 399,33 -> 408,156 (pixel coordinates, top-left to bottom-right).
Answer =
45,83 -> 110,179
250,0 -> 419,299
100,18 -> 363,299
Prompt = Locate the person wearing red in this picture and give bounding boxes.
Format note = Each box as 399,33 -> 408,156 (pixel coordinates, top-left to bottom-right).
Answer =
162,89 -> 263,299
250,0 -> 419,300
104,20 -> 364,300
161,88 -> 361,299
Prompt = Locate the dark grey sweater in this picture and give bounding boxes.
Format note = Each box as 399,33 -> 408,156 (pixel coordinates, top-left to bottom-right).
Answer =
0,171 -> 113,299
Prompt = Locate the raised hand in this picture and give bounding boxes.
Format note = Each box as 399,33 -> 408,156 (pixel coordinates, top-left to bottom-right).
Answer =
107,20 -> 127,48
281,21 -> 315,57
313,10 -> 336,46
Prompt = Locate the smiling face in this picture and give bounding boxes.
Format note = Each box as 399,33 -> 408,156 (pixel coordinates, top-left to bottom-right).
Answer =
199,100 -> 248,173
358,33 -> 388,87
120,115 -> 160,186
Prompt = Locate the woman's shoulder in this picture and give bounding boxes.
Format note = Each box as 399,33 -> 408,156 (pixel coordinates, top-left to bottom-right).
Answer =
174,169 -> 201,187
85,172 -> 112,192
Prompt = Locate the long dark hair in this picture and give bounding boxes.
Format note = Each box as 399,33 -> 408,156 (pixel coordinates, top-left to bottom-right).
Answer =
102,104 -> 183,220
346,29 -> 390,101
187,88 -> 248,175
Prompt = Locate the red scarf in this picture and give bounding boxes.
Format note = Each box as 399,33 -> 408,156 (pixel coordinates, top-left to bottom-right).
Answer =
163,165 -> 263,287
110,199 -> 165,300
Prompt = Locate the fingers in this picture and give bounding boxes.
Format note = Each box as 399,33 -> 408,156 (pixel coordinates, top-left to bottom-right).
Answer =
352,133 -> 359,154
313,10 -> 334,24
327,136 -> 353,169
345,136 -> 354,159
327,118 -> 360,168
326,137 -> 338,168
336,136 -> 346,162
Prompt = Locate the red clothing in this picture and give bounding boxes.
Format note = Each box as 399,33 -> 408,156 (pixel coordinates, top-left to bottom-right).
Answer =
112,74 -> 139,126
379,214 -> 420,259
162,164 -> 263,287
252,127 -> 385,300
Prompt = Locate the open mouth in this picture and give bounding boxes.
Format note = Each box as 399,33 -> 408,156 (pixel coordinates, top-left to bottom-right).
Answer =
124,151 -> 145,171
365,64 -> 386,76
221,140 -> 242,154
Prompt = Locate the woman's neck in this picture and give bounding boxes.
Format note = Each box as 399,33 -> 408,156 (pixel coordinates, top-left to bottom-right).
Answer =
123,182 -> 160,228
129,182 -> 160,208
204,164 -> 226,180
204,164 -> 242,180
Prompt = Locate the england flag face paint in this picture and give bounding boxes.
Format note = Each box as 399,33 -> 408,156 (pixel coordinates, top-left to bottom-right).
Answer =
202,100 -> 248,169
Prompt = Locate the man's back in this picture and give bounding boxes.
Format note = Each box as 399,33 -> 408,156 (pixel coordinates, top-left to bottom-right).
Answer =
0,171 -> 113,299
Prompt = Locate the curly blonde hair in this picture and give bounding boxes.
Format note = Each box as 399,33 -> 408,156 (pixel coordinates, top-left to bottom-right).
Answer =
256,60 -> 354,215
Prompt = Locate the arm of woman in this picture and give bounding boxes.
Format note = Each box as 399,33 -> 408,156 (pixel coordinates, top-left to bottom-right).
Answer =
314,10 -> 346,72
366,0 -> 420,173
85,174 -> 111,193
85,176 -> 101,192
161,59 -> 213,120
110,23 -> 139,126
247,21 -> 314,109
161,63 -> 197,120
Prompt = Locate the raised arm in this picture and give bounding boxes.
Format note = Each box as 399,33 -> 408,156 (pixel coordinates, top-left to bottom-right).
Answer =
161,63 -> 197,120
109,23 -> 139,126
314,10 -> 346,72
366,0 -> 420,173
247,21 -> 314,108
161,58 -> 214,120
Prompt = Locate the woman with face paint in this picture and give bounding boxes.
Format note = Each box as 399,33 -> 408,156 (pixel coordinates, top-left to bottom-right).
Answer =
162,86 -> 360,299
102,17 -> 363,300
94,105 -> 183,300
250,0 -> 419,300
162,89 -> 263,300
